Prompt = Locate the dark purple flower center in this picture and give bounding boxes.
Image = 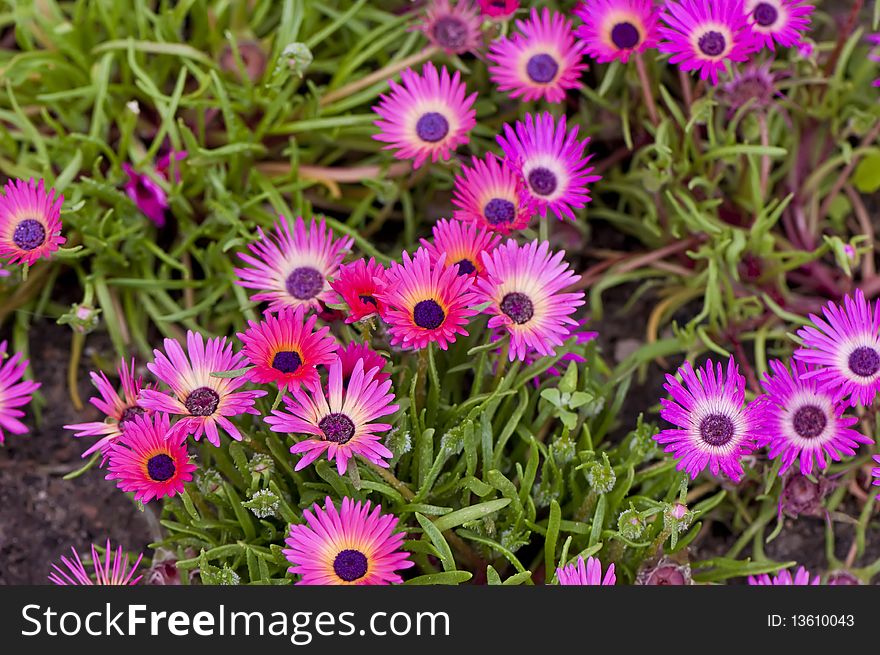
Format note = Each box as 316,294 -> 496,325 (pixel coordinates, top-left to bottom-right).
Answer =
412,299 -> 445,329
526,53 -> 559,84
611,21 -> 640,50
500,292 -> 534,325
319,412 -> 356,444
699,413 -> 734,446
13,219 -> 46,251
527,167 -> 558,197
285,266 -> 324,300
792,405 -> 827,439
415,112 -> 449,143
698,31 -> 727,57
119,405 -> 146,426
333,549 -> 368,582
146,453 -> 176,482
184,386 -> 220,416
753,2 -> 778,27
484,198 -> 516,225
848,346 -> 880,378
454,258 -> 476,275
359,294 -> 378,307
431,16 -> 468,51
272,350 -> 302,374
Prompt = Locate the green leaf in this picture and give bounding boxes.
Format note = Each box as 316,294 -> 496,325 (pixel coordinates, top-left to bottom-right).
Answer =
415,513 -> 456,573
431,498 -> 511,532
404,571 -> 472,585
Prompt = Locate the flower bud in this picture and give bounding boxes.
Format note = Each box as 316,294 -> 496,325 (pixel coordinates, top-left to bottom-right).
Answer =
617,509 -> 645,541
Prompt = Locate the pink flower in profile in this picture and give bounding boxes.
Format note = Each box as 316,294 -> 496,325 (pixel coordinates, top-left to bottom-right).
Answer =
337,341 -> 391,385
105,413 -> 196,503
478,0 -> 518,18
373,62 -> 477,170
139,331 -> 267,446
265,357 -> 398,475
284,496 -> 413,585
64,358 -> 154,464
556,556 -> 616,585
748,566 -> 820,585
0,341 -> 40,444
330,257 -> 387,324
49,540 -> 143,586
122,151 -> 186,227
0,178 -> 65,266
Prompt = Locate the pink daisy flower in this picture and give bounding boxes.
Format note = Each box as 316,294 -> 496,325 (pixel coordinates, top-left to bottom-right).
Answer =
418,0 -> 483,55
744,0 -> 813,51
377,248 -> 480,351
265,357 -> 398,474
871,455 -> 880,487
105,413 -> 196,503
420,218 -> 500,278
337,341 -> 391,385
451,155 -> 536,234
122,150 -> 186,227
284,496 -> 413,585
238,306 -> 338,393
0,178 -> 65,266
48,540 -> 143,586
139,331 -> 267,446
794,290 -> 880,408
574,0 -> 660,64
556,556 -> 616,586
476,239 -> 585,361
234,215 -> 353,313
330,257 -> 387,324
748,566 -> 820,585
655,357 -> 762,482
497,112 -> 601,221
64,358 -> 154,463
0,341 -> 40,445
658,0 -> 756,85
478,0 -> 518,19
373,62 -> 477,170
487,8 -> 587,103
754,359 -> 871,476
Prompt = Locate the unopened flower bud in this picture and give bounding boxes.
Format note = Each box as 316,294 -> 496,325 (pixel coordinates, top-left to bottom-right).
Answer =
617,509 -> 645,540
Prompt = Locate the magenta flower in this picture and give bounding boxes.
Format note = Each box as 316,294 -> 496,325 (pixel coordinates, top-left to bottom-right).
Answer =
49,540 -> 143,586
574,0 -> 660,64
330,257 -> 388,324
497,112 -> 601,221
556,556 -> 616,585
744,0 -> 813,51
420,218 -> 501,278
265,357 -> 399,475
122,151 -> 186,227
748,566 -> 820,585
0,340 -> 40,444
64,358 -> 154,464
754,359 -> 871,476
284,496 -> 413,585
139,331 -> 267,446
451,155 -> 536,234
418,0 -> 484,55
337,341 -> 391,385
478,0 -> 518,19
0,178 -> 65,266
655,357 -> 762,482
794,289 -> 880,408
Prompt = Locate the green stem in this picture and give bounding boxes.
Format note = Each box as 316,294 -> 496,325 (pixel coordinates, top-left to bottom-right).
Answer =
68,331 -> 85,410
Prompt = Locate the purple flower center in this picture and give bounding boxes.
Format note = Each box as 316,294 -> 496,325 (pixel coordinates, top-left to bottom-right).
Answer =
13,219 -> 46,251
119,405 -> 146,426
359,294 -> 378,306
484,198 -> 516,225
500,292 -> 534,325
611,22 -> 640,50
792,405 -> 827,439
699,413 -> 734,446
526,53 -> 559,84
285,266 -> 324,300
698,31 -> 727,57
272,350 -> 302,374
454,258 -> 476,275
753,2 -> 778,27
146,453 -> 176,482
413,299 -> 445,329
415,112 -> 449,143
848,346 -> 880,378
528,167 -> 558,197
184,387 -> 220,416
333,549 -> 368,582
319,412 -> 356,444
431,16 -> 468,51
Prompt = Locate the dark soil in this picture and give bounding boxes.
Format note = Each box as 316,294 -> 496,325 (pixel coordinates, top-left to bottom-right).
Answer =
0,321 -> 156,585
